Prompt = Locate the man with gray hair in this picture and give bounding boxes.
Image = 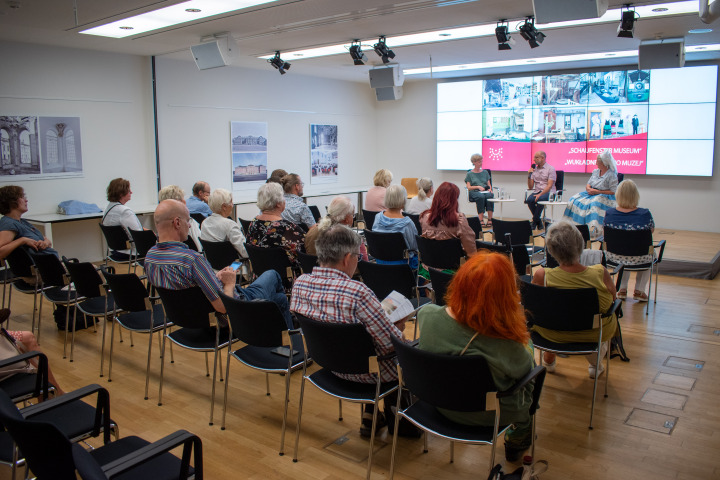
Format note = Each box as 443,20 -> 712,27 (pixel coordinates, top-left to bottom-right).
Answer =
291,224 -> 416,438
187,181 -> 212,218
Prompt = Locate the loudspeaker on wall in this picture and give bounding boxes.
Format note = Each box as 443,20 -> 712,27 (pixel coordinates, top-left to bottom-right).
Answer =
375,86 -> 403,101
369,65 -> 404,88
190,37 -> 234,70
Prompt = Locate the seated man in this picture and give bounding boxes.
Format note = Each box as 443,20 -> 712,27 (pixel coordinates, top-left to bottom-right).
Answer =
525,150 -> 556,230
186,181 -> 213,218
144,200 -> 292,329
290,224 -> 418,437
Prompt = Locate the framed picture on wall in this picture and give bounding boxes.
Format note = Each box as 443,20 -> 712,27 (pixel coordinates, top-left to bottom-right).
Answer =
231,121 -> 268,184
309,124 -> 338,185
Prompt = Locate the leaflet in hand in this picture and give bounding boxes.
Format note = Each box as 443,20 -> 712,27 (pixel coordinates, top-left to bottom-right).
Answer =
381,291 -> 414,324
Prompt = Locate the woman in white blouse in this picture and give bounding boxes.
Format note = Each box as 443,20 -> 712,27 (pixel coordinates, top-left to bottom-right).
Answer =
200,188 -> 248,259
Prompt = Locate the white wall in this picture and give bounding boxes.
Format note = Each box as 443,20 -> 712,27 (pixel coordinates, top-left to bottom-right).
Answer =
375,76 -> 720,233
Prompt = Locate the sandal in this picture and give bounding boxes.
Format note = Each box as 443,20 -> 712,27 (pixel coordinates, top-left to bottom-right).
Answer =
617,289 -> 627,300
633,291 -> 649,302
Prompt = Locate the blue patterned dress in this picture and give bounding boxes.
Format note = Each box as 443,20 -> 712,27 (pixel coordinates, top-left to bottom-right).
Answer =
562,169 -> 618,238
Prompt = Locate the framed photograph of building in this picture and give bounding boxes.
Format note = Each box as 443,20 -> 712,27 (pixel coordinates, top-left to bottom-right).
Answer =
231,121 -> 268,184
310,124 -> 338,185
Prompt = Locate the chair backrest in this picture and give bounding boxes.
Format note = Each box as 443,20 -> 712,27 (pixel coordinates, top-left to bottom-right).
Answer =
64,260 -> 104,298
391,337 -> 497,412
520,282 -> 600,331
603,227 -> 653,257
220,293 -> 287,347
416,236 -> 465,271
238,218 -> 253,236
5,246 -> 36,278
476,240 -> 511,257
400,177 -> 418,198
184,237 -> 199,251
363,229 -> 408,262
357,261 -> 415,300
295,313 -> 377,374
199,239 -> 239,270
427,267 -> 453,306
28,251 -> 66,288
156,286 -> 216,329
466,216 -> 483,239
492,219 -> 532,246
308,205 -> 321,223
510,244 -> 532,277
128,229 -> 157,259
555,170 -> 565,193
617,172 -> 624,183
401,212 -> 422,235
244,243 -> 293,278
99,223 -> 131,251
190,213 -> 206,226
297,251 -> 319,274
103,269 -> 149,312
361,209 -> 379,231
0,389 -> 78,479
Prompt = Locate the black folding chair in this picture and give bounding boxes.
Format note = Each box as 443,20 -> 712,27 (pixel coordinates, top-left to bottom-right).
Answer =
199,239 -> 241,271
4,247 -> 43,338
128,228 -> 157,268
363,230 -> 409,263
218,293 -> 305,454
190,212 -> 207,226
466,215 -> 484,240
491,219 -> 543,256
238,217 -> 253,236
244,243 -> 295,288
293,313 -> 399,480
520,281 -> 621,429
99,223 -> 135,272
308,205 -> 321,223
297,251 -> 318,274
0,351 -> 55,404
402,212 -> 422,235
415,236 -> 466,271
361,209 -> 379,231
388,337 -> 546,478
426,267 -> 453,307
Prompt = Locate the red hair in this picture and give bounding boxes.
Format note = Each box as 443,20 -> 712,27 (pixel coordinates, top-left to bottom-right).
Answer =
445,252 -> 529,344
423,182 -> 459,228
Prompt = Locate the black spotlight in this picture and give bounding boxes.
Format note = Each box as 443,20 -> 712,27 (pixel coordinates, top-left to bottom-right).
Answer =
268,51 -> 290,75
373,36 -> 396,64
495,20 -> 516,51
518,17 -> 545,48
617,8 -> 637,38
349,40 -> 368,65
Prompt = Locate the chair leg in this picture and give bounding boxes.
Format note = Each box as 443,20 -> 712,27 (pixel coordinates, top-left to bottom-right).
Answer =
129,330 -> 134,347
388,389 -> 404,479
108,320 -> 117,382
293,371 -> 308,462
99,312 -> 109,378
423,432 -> 428,453
218,352 -> 224,382
144,329 -> 154,400
158,331 -> 168,406
204,352 -> 210,377
69,304 -> 78,362
365,393 -> 381,480
338,398 -> 343,421
221,347 -> 232,430
209,340 -> 220,425
63,302 -> 71,359
266,373 -> 270,396
604,341 -> 610,398
279,355 -> 293,456
589,344 -> 602,430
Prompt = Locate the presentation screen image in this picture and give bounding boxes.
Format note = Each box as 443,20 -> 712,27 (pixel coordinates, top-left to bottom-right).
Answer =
437,65 -> 717,176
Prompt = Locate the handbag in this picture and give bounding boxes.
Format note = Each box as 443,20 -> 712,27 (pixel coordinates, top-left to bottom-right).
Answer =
0,328 -> 37,381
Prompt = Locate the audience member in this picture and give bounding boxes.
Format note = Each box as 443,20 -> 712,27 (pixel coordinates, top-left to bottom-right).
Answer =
246,182 -> 305,274
562,149 -> 618,238
532,221 -> 617,378
0,185 -> 58,259
372,185 -> 418,269
365,169 -> 393,212
200,188 -> 248,259
187,181 -> 212,218
602,179 -> 655,302
419,182 -> 477,258
158,185 -> 202,251
417,252 -> 534,462
144,200 -> 292,328
525,151 -> 556,230
405,177 -> 433,215
267,169 -> 288,184
102,178 -> 143,259
304,196 -> 366,261
280,174 -> 316,228
465,154 -> 494,226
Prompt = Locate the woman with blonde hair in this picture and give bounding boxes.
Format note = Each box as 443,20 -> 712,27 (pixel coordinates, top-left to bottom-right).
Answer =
465,154 -> 494,226
365,169 -> 393,212
199,188 -> 248,259
418,252 -> 534,462
372,185 -> 418,269
405,178 -> 433,215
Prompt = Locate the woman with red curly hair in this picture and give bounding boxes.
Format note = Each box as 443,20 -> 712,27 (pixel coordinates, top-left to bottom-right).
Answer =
419,181 -> 476,257
418,252 -> 534,462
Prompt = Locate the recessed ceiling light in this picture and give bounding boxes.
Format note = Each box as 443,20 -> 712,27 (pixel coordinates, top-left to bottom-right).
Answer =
439,33 -> 451,37
293,53 -> 304,57
689,28 -> 713,34
605,53 -> 616,56
119,26 -> 133,30
652,7 -> 669,12
185,8 -> 201,13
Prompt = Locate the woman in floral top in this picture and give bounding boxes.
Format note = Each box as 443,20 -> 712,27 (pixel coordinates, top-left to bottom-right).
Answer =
247,182 -> 306,275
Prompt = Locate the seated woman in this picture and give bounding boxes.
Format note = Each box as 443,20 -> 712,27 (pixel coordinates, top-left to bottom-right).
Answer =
602,179 -> 655,302
418,252 -> 535,462
405,178 -> 433,215
372,185 -> 418,269
199,188 -> 248,259
532,221 -> 618,379
0,185 -> 58,259
246,182 -> 305,275
365,169 -> 393,212
102,178 -> 143,259
465,153 -> 494,227
158,185 -> 202,252
562,149 -> 618,238
419,182 -> 477,260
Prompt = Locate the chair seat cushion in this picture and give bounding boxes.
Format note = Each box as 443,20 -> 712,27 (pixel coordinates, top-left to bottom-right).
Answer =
43,286 -> 78,303
605,259 -> 653,270
89,436 -> 194,480
116,305 -> 165,332
530,331 -> 598,355
402,400 -> 510,443
168,326 -> 232,350
29,401 -> 112,442
307,368 -> 397,402
78,295 -> 115,316
0,373 -> 55,401
232,345 -> 305,373
11,279 -> 36,293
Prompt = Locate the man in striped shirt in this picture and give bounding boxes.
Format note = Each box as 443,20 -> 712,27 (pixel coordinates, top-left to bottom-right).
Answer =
144,200 -> 292,328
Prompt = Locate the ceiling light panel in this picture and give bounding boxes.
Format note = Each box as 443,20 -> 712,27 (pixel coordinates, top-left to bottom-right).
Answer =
80,0 -> 279,38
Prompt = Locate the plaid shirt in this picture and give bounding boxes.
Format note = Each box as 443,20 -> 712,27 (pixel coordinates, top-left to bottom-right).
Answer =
281,194 -> 316,227
290,267 -> 403,383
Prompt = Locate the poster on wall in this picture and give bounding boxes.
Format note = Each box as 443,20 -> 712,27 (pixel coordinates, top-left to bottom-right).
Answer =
310,124 -> 338,185
0,115 -> 83,180
231,121 -> 268,184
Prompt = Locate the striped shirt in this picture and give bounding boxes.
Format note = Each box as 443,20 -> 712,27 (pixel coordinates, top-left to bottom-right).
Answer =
144,241 -> 222,303
290,267 -> 404,383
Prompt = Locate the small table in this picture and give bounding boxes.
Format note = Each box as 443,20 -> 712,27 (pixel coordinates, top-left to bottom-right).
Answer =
538,201 -> 568,223
487,198 -> 516,220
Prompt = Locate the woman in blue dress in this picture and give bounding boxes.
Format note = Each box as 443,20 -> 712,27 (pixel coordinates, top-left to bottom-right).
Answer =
0,185 -> 58,259
562,149 -> 618,238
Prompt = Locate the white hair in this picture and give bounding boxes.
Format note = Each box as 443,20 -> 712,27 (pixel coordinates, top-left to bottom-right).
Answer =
208,188 -> 232,213
257,182 -> 284,211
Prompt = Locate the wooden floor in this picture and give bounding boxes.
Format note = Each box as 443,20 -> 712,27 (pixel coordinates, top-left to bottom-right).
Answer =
3,266 -> 720,479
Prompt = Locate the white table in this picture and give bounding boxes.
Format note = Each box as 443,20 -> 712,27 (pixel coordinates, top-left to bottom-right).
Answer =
538,201 -> 568,223
487,198 -> 516,220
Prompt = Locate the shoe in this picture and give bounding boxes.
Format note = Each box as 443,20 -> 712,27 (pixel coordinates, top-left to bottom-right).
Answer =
505,445 -> 526,463
617,289 -> 627,300
543,356 -> 556,373
359,411 -> 386,438
588,362 -> 605,379
633,291 -> 649,302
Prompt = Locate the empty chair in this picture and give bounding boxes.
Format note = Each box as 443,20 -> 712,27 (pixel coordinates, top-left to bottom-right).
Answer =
99,223 -> 135,272
388,337 -> 546,478
361,209 -> 379,231
363,229 -> 410,264
466,215 -> 484,240
218,293 -> 305,455
400,177 -> 419,198
491,219 -> 543,255
415,236 -> 466,271
199,238 -> 241,271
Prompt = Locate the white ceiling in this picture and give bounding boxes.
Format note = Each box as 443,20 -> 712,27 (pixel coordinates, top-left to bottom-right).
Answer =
1,0 -> 719,82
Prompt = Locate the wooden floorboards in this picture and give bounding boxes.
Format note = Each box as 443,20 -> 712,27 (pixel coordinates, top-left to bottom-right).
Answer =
2,267 -> 720,479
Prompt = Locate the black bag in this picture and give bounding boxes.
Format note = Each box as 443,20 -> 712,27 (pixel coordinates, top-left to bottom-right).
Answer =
53,305 -> 93,331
